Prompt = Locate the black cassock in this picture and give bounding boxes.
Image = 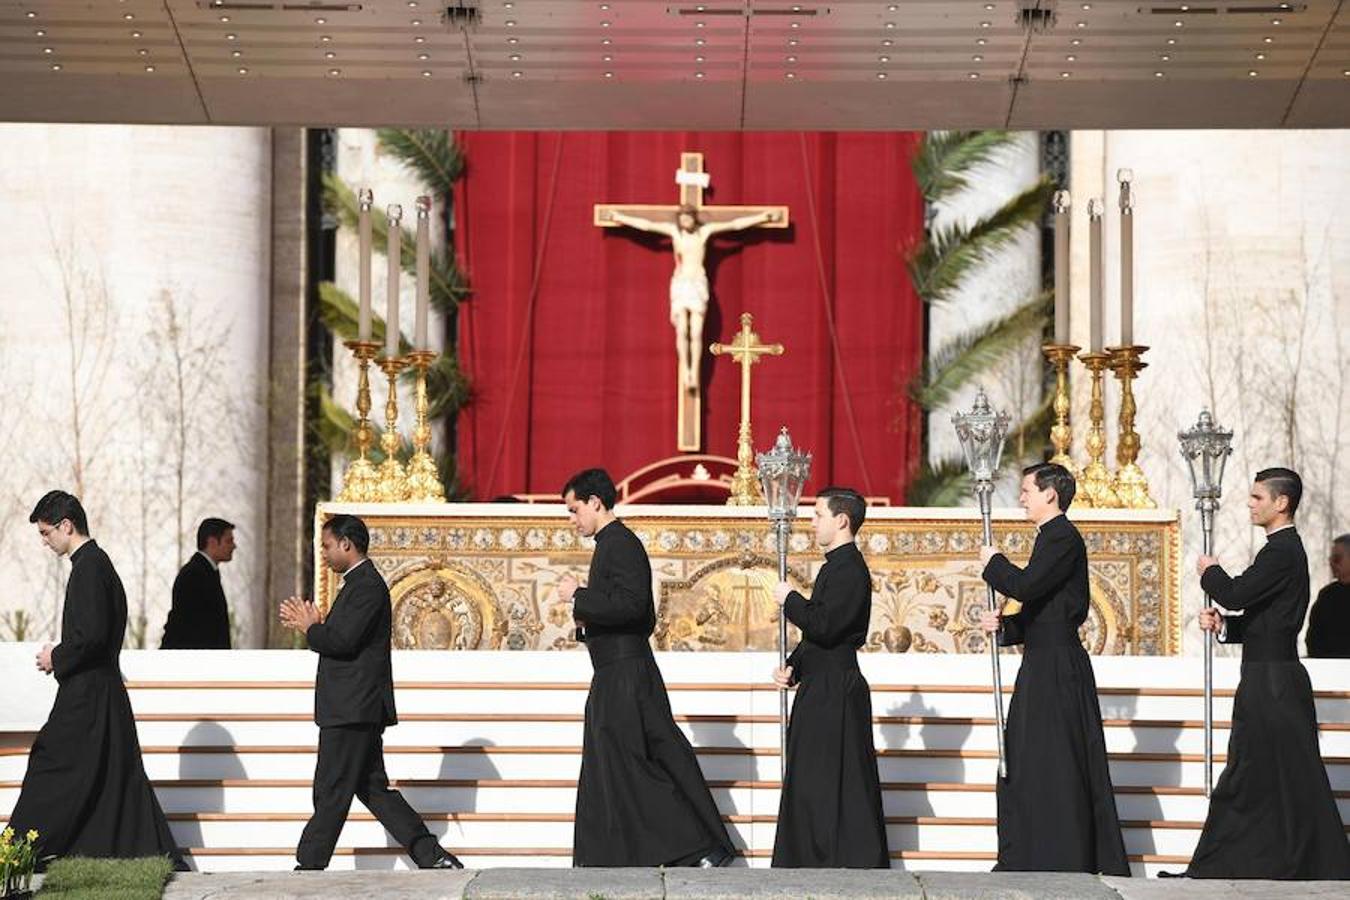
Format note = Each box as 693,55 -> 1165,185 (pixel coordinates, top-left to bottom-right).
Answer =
160,552 -> 231,649
772,541 -> 888,868
9,541 -> 180,866
1306,580 -> 1350,659
982,514 -> 1129,875
1186,527 -> 1350,879
571,519 -> 732,867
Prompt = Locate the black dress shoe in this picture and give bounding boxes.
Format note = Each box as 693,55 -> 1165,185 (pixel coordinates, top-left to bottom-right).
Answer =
1156,870 -> 1188,878
424,851 -> 465,870
696,846 -> 734,868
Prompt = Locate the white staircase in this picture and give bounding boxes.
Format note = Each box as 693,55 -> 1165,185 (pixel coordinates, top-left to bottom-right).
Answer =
2,649 -> 1346,876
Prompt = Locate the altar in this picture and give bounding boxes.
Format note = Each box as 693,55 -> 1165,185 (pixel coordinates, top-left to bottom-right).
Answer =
316,503 -> 1181,656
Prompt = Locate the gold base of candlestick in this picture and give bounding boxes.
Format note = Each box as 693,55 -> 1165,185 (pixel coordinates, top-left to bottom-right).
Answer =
1042,342 -> 1081,475
337,340 -> 382,502
405,349 -> 446,503
1077,350 -> 1120,509
726,422 -> 764,506
375,356 -> 409,504
1108,344 -> 1156,509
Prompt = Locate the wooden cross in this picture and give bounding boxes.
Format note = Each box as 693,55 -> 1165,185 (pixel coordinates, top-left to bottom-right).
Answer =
594,152 -> 789,452
710,313 -> 783,505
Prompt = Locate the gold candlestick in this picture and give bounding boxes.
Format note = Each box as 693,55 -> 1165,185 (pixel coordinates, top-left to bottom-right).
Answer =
337,340 -> 381,502
1108,345 -> 1155,508
404,350 -> 446,503
1077,350 -> 1120,508
375,356 -> 410,503
1042,343 -> 1080,474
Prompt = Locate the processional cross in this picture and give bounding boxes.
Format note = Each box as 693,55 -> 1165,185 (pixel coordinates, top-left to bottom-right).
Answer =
594,152 -> 789,451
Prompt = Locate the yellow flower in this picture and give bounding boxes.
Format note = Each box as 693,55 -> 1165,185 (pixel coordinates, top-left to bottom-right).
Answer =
1,826 -> 12,845
25,829 -> 38,843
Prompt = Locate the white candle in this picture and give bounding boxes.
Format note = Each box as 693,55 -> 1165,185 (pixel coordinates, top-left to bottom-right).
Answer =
1117,169 -> 1134,347
358,188 -> 373,342
1053,190 -> 1071,344
1088,198 -> 1104,353
385,204 -> 402,359
415,196 -> 430,351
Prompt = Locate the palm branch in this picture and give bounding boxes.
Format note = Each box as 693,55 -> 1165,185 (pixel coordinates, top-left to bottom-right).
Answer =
912,131 -> 1019,204
376,129 -> 464,197
912,291 -> 1052,409
904,457 -> 972,507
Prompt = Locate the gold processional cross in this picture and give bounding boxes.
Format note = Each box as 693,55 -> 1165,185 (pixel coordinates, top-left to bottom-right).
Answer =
711,313 -> 783,505
594,152 -> 789,452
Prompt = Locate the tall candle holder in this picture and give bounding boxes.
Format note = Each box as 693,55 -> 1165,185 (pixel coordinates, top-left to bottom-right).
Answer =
375,355 -> 410,503
404,350 -> 446,503
1042,343 -> 1080,474
1077,350 -> 1120,508
337,340 -> 381,502
1108,345 -> 1156,508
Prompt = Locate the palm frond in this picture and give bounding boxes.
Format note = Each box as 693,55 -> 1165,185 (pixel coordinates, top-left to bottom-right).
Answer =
912,291 -> 1052,409
316,385 -> 358,457
376,129 -> 464,196
424,351 -> 472,419
323,173 -> 470,313
317,282 -> 414,352
909,178 -> 1054,306
904,457 -> 972,507
1005,395 -> 1055,463
912,131 -> 1018,204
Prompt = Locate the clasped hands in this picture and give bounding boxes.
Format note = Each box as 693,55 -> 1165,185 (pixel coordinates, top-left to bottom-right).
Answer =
279,595 -> 323,633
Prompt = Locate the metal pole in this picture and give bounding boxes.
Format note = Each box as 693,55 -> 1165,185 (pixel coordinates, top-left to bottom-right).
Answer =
978,484 -> 1008,780
776,518 -> 790,782
1199,499 -> 1215,798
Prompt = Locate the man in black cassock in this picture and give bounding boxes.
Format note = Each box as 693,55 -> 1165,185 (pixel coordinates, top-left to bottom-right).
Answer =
279,514 -> 462,871
978,463 -> 1129,875
1180,469 -> 1350,879
1306,533 -> 1350,659
557,468 -> 734,868
9,491 -> 183,869
160,517 -> 235,649
770,487 -> 888,868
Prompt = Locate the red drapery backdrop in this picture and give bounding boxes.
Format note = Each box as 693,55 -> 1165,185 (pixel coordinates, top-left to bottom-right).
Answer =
453,131 -> 925,503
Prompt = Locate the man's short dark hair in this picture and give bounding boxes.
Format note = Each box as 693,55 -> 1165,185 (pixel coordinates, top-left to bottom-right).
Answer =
29,490 -> 89,535
1023,462 -> 1076,511
1332,533 -> 1350,553
819,487 -> 867,535
197,517 -> 235,550
322,514 -> 370,556
562,468 -> 618,511
1255,467 -> 1302,516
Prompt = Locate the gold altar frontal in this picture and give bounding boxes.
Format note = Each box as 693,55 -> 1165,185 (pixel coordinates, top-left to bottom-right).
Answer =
316,503 -> 1181,655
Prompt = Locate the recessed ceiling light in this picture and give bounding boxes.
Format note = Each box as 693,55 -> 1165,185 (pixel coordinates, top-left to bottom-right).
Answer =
421,70 -> 432,77
231,50 -> 241,57
785,71 -> 796,78
969,72 -> 980,79
1081,2 -> 1091,8
409,1 -> 418,6
878,55 -> 889,62
411,19 -> 422,26
42,47 -> 51,54
509,52 -> 521,60
50,63 -> 61,70
603,71 -> 613,78
1255,52 -> 1265,60
792,21 -> 801,28
972,54 -> 982,62
144,65 -> 155,72
694,21 -> 703,28
1271,18 -> 1281,25
886,21 -> 896,29
1343,69 -> 1350,76
124,13 -> 134,20
1071,38 -> 1081,45
603,20 -> 613,27
1248,69 -> 1258,76
513,70 -> 524,77
980,21 -> 991,28
1160,53 -> 1170,60
695,38 -> 705,46
1174,20 -> 1183,27
226,34 -> 236,41
418,52 -> 429,60
1263,36 -> 1273,43
328,68 -> 340,76
1167,38 -> 1176,44
239,67 -> 248,74
131,30 -> 142,37
1060,71 -> 1071,77
976,38 -> 988,45
601,3 -> 610,8
509,36 -> 520,43
789,38 -> 800,45
219,15 -> 230,23
316,17 -> 326,25
414,36 -> 425,42
139,49 -> 149,56
880,39 -> 892,46
34,29 -> 44,36
696,54 -> 706,61
1065,54 -> 1075,61
604,54 -> 613,61
506,20 -> 517,27
1076,21 -> 1087,28
325,51 -> 336,59
695,71 -> 705,78
876,71 -> 887,78
889,4 -> 899,11
504,1 -> 513,6
985,3 -> 995,9
25,11 -> 37,18
1154,71 -> 1164,77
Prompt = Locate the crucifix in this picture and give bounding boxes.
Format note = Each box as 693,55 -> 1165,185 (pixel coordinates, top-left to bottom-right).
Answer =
711,312 -> 783,505
594,152 -> 789,452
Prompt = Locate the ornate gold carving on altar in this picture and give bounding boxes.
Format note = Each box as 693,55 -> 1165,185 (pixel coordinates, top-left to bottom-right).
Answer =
316,506 -> 1180,654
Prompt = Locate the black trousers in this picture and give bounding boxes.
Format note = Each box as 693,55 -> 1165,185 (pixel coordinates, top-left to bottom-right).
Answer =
296,724 -> 441,869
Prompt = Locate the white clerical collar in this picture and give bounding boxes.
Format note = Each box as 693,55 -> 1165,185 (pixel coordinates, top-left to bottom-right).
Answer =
1266,523 -> 1296,538
340,557 -> 372,582
196,549 -> 219,572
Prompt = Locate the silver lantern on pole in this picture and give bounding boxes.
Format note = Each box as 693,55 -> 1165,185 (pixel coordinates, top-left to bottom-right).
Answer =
1178,408 -> 1234,798
757,426 -> 812,780
951,387 -> 1012,779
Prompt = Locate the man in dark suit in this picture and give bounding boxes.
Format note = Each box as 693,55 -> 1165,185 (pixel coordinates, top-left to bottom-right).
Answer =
278,514 -> 462,871
161,517 -> 235,649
